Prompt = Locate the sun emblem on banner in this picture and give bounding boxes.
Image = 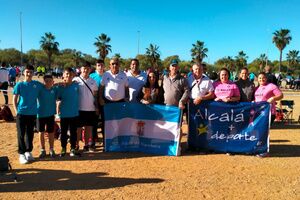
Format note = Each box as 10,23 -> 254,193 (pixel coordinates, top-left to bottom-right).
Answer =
197,123 -> 207,135
137,120 -> 145,136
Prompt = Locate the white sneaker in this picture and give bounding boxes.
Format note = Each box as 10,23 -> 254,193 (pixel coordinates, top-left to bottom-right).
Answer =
25,152 -> 35,162
19,154 -> 28,164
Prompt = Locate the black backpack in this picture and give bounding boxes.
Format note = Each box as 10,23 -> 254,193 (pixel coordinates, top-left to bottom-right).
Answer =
0,156 -> 11,172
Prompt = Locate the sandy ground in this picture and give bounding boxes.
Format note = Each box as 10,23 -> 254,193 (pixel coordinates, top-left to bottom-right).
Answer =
0,79 -> 300,200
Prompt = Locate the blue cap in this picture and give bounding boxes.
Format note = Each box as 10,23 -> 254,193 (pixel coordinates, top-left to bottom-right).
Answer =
170,59 -> 178,66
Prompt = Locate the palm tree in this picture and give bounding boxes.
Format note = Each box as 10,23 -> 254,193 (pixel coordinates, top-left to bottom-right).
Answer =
114,53 -> 121,59
94,33 -> 112,60
234,51 -> 248,72
258,53 -> 268,71
272,29 -> 292,73
40,32 -> 59,70
145,44 -> 160,68
286,50 -> 300,72
191,40 -> 208,64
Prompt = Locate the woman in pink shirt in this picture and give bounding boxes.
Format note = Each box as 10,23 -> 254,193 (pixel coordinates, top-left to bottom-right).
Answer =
254,72 -> 283,124
213,68 -> 240,102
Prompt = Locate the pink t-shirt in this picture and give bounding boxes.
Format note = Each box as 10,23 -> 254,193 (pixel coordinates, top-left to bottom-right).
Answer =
213,81 -> 240,99
254,83 -> 282,114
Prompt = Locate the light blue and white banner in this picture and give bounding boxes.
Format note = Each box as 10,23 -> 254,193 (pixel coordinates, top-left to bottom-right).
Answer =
188,101 -> 270,154
104,103 -> 181,156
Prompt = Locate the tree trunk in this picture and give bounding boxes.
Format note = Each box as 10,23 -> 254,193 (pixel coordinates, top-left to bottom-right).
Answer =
279,50 -> 282,73
48,54 -> 51,71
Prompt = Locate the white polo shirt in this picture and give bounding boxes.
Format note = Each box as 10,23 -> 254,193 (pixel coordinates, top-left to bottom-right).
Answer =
126,71 -> 147,102
73,76 -> 98,111
0,68 -> 9,83
187,75 -> 214,99
101,70 -> 128,101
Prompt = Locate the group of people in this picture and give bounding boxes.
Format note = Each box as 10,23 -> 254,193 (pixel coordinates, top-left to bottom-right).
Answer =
12,57 -> 284,164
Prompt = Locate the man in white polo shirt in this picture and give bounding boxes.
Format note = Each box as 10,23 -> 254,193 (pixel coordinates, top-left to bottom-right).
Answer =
126,59 -> 146,103
73,61 -> 98,152
187,63 -> 214,152
187,63 -> 214,105
0,62 -> 9,105
99,57 -> 129,103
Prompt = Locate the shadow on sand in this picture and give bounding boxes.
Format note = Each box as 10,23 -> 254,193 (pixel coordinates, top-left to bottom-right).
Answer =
271,122 -> 300,129
0,168 -> 164,192
269,144 -> 300,157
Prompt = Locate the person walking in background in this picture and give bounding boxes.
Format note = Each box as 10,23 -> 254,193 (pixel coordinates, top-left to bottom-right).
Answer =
13,64 -> 43,164
264,65 -> 278,86
8,65 -> 17,86
235,67 -> 255,102
213,68 -> 240,102
0,62 -> 9,105
126,59 -> 147,103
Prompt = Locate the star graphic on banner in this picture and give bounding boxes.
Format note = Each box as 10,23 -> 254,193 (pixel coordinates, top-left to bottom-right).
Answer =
197,123 -> 207,135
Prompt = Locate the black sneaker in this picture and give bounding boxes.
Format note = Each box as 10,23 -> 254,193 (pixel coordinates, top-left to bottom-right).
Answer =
89,146 -> 95,153
39,150 -> 46,158
60,148 -> 66,157
49,149 -> 56,158
70,149 -> 81,157
83,145 -> 89,152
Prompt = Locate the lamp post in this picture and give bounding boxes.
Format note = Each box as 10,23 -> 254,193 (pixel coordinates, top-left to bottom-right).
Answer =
20,12 -> 23,67
137,30 -> 140,56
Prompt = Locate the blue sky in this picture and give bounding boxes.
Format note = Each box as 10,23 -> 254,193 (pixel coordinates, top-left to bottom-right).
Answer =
0,0 -> 299,63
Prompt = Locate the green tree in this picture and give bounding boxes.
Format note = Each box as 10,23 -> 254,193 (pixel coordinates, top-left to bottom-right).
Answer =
0,48 -> 22,66
286,50 -> 300,73
272,29 -> 292,73
72,50 -> 83,68
40,32 -> 59,70
234,51 -> 248,73
145,44 -> 160,69
215,56 -> 235,71
94,33 -> 112,60
191,40 -> 208,64
258,53 -> 267,71
27,49 -> 48,66
136,54 -> 152,71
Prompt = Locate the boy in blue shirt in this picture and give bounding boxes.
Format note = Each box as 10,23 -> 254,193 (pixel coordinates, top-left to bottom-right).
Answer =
13,65 -> 43,164
57,67 -> 80,157
89,59 -> 105,150
37,74 -> 57,158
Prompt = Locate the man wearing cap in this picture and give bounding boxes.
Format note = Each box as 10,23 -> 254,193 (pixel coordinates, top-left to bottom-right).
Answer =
162,59 -> 189,155
73,61 -> 98,152
162,59 -> 189,108
126,59 -> 147,103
